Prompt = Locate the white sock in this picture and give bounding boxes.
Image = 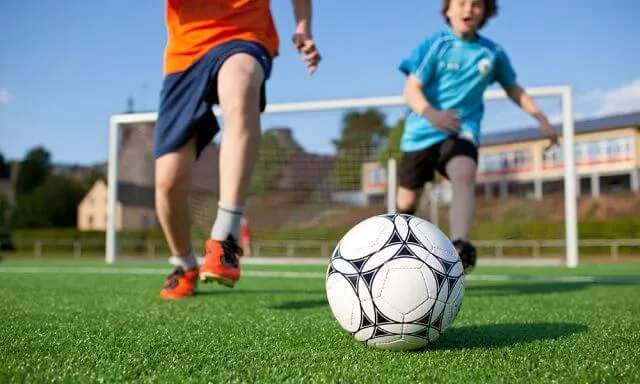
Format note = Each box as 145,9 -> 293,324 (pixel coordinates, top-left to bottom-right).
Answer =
169,247 -> 199,270
211,202 -> 244,241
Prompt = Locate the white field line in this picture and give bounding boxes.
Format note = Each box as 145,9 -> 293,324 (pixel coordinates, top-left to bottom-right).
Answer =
0,266 -> 325,279
0,266 -> 638,284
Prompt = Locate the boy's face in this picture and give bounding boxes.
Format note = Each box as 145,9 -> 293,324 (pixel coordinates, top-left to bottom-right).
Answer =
446,0 -> 486,36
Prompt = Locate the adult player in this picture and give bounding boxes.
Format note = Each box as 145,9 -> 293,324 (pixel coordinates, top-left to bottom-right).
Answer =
157,0 -> 321,299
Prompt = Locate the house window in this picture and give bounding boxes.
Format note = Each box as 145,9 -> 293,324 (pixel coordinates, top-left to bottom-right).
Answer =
513,150 -> 531,168
543,145 -> 563,166
367,168 -> 386,184
586,141 -> 601,160
606,137 -> 632,157
480,153 -> 501,172
575,143 -> 585,162
88,215 -> 94,228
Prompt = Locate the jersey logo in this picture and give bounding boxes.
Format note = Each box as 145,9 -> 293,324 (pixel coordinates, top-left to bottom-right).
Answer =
477,58 -> 492,77
440,62 -> 460,71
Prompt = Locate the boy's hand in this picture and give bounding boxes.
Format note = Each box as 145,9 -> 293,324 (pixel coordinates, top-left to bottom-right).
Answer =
292,33 -> 321,75
539,120 -> 559,149
423,107 -> 461,135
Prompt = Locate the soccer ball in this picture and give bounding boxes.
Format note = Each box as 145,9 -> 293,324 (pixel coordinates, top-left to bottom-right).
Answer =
325,214 -> 465,351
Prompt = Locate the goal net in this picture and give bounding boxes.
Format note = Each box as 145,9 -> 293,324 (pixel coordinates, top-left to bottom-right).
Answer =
104,86 -> 577,267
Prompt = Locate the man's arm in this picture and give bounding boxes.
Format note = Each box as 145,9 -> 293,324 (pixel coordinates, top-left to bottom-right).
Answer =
291,0 -> 312,36
291,0 -> 320,75
504,83 -> 558,145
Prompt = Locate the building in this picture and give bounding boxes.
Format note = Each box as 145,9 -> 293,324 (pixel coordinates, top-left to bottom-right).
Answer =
77,120 -> 220,232
77,179 -> 157,231
361,111 -> 640,203
77,123 -> 335,231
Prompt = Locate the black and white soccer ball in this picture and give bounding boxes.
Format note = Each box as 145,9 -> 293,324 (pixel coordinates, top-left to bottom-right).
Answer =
325,214 -> 465,351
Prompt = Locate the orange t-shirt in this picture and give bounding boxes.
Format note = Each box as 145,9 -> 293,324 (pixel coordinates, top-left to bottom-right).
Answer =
164,0 -> 280,75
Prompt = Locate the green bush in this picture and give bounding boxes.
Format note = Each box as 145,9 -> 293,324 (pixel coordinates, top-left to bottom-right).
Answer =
2,219 -> 639,257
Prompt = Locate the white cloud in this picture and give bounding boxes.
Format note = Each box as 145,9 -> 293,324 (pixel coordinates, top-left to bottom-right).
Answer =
577,78 -> 640,117
0,88 -> 13,104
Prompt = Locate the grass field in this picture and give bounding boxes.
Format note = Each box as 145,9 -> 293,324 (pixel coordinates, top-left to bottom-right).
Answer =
1,259 -> 639,383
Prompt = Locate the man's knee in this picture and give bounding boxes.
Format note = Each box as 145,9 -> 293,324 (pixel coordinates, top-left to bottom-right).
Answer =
154,145 -> 194,197
155,167 -> 190,197
218,53 -> 264,107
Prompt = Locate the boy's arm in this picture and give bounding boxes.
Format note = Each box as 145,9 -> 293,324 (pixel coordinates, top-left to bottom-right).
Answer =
291,0 -> 320,75
504,83 -> 558,146
404,75 -> 460,134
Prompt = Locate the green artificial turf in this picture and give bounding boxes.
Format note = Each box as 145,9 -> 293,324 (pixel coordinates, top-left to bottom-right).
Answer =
0,260 -> 639,383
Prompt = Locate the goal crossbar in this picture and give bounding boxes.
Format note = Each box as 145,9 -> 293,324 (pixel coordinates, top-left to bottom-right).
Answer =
106,85 -> 578,267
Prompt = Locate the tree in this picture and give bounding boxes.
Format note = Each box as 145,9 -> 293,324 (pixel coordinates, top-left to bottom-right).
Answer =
15,147 -> 51,197
249,130 -> 291,195
377,116 -> 406,166
79,167 -> 104,190
0,190 -> 8,229
0,152 -> 10,179
11,174 -> 85,228
332,109 -> 390,190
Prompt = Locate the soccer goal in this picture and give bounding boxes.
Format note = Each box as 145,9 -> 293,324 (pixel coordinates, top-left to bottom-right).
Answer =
105,86 -> 577,267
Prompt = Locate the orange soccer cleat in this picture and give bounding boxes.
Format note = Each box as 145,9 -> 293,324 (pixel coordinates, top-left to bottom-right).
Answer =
199,236 -> 243,288
159,266 -> 199,300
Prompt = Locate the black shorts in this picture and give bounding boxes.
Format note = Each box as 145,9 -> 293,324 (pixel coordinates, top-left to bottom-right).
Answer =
398,138 -> 478,190
153,39 -> 273,160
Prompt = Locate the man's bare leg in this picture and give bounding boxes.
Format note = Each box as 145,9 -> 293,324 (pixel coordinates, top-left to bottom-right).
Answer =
155,138 -> 198,269
209,53 -> 265,242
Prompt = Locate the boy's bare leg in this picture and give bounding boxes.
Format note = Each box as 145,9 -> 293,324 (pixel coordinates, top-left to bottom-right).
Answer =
396,186 -> 423,215
445,155 -> 478,273
445,156 -> 477,241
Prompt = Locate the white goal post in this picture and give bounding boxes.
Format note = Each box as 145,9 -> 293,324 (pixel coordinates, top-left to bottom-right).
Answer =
106,86 -> 577,267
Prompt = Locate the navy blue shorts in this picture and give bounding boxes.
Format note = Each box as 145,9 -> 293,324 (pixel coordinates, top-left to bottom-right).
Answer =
153,40 -> 273,159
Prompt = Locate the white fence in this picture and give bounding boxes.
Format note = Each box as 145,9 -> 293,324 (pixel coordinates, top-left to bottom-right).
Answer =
1,238 -> 639,261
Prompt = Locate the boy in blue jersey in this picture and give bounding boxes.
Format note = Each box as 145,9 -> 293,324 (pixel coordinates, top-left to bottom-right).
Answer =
396,0 -> 558,274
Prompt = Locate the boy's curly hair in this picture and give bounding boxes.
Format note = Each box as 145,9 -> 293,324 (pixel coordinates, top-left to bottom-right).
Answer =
442,0 -> 498,29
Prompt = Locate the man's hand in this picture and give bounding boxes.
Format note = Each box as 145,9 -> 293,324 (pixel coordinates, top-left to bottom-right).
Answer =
423,107 -> 461,135
292,33 -> 321,75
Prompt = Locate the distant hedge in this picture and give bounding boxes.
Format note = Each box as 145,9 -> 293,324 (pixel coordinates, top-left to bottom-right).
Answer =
252,219 -> 640,242
3,219 -> 640,242
1,219 -> 638,256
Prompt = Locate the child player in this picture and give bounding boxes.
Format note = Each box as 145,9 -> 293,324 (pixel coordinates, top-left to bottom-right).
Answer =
157,0 -> 321,299
396,0 -> 558,274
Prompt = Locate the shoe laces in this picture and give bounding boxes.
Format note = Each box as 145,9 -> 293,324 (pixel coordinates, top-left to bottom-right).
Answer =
164,266 -> 185,289
220,235 -> 243,267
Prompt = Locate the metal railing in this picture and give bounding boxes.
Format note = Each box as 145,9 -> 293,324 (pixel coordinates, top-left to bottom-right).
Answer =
1,237 -> 639,261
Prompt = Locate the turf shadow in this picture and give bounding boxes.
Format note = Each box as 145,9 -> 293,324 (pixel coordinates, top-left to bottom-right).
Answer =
466,282 -> 590,296
194,289 -> 325,297
271,298 -> 328,310
466,275 -> 640,297
430,322 -> 588,350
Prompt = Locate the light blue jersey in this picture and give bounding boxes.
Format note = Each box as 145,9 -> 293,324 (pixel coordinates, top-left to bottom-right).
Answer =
398,28 -> 517,152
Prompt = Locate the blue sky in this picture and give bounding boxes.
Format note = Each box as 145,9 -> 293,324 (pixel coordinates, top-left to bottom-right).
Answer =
1,0 -> 639,165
